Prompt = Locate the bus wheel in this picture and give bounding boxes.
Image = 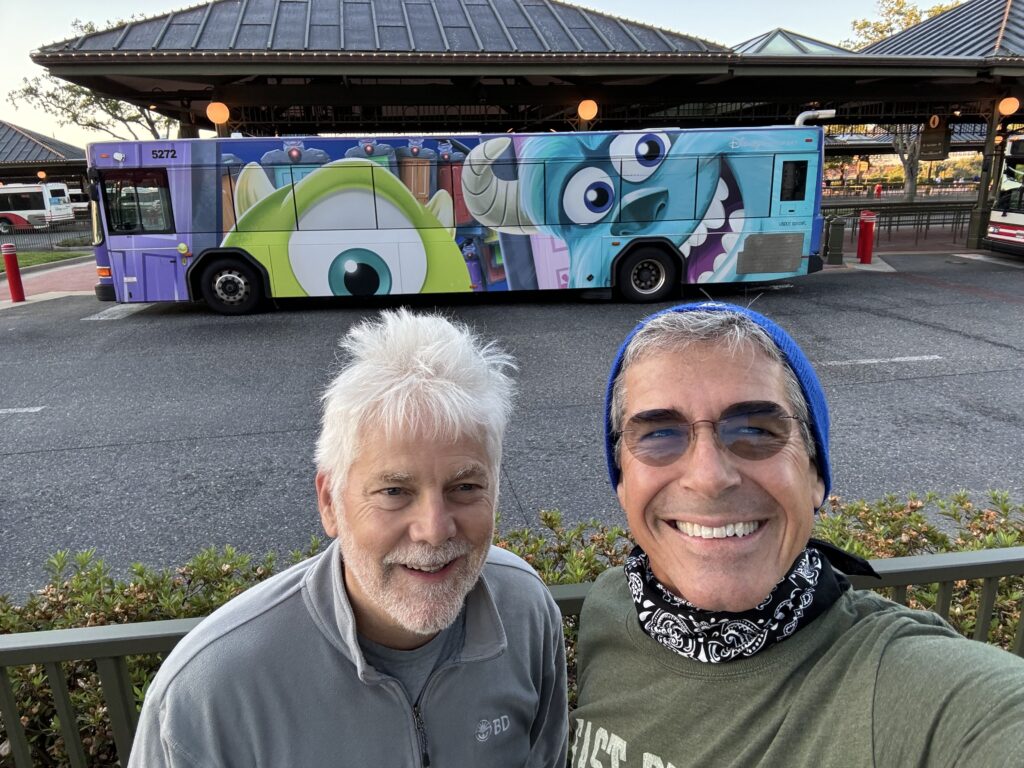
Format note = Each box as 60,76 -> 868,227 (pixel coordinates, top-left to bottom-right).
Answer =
200,258 -> 263,315
617,248 -> 678,303
0,219 -> 13,235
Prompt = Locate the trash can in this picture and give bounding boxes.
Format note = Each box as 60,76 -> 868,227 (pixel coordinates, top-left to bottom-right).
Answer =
824,217 -> 845,265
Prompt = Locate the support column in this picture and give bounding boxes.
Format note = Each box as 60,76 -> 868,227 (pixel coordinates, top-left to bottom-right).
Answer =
966,102 -> 1000,249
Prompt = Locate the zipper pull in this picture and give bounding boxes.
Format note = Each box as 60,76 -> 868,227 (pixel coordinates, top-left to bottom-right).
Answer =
413,705 -> 431,767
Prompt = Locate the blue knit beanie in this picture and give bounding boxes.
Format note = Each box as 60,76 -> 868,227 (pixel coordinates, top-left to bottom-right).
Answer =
604,301 -> 831,501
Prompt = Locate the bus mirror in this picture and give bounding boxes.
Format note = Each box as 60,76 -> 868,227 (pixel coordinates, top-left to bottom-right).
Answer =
87,168 -> 101,184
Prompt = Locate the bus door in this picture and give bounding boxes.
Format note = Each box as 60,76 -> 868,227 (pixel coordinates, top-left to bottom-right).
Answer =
771,155 -> 815,219
98,167 -> 186,302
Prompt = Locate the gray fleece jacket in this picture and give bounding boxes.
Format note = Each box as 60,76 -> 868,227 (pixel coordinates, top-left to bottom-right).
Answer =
128,542 -> 568,768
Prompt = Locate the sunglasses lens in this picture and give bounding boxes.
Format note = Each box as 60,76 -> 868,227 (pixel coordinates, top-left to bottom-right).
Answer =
718,408 -> 793,460
625,425 -> 689,467
623,406 -> 795,466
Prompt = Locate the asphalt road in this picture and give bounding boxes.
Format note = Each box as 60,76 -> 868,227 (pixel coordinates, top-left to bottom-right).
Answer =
3,251 -> 1024,598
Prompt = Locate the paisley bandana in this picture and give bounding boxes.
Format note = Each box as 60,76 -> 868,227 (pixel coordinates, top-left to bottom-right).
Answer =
624,544 -> 849,663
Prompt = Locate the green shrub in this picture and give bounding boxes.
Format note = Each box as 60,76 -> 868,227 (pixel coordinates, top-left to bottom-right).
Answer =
1,495 -> 1022,766
55,236 -> 92,248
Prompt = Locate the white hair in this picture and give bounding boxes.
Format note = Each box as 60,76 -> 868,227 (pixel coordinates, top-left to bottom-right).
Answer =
315,308 -> 516,501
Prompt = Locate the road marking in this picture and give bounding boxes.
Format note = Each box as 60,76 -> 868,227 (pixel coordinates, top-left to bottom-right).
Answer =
820,355 -> 943,367
951,253 -> 1024,269
82,303 -> 153,321
0,407 -> 45,414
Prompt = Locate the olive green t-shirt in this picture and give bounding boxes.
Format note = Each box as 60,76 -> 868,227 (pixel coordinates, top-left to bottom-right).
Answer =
572,567 -> 1024,768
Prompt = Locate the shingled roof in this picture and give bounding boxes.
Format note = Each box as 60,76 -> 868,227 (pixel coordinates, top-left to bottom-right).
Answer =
36,0 -> 727,58
0,121 -> 85,165
863,0 -> 1024,57
734,28 -> 852,56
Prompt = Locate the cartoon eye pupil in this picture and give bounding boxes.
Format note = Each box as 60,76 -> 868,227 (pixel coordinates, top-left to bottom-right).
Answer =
636,135 -> 665,166
328,248 -> 392,297
585,182 -> 613,213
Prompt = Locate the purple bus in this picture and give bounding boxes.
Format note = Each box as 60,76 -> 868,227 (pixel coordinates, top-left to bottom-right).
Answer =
88,128 -> 825,314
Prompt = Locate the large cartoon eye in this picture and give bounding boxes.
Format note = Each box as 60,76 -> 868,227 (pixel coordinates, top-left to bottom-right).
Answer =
610,132 -> 670,182
563,167 -> 616,225
328,248 -> 392,296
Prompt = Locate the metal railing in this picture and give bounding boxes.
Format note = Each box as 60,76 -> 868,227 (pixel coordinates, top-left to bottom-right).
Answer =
1,547 -> 1023,767
0,220 -> 92,253
822,200 -> 975,247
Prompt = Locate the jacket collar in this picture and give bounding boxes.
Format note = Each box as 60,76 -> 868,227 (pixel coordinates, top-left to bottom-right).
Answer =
302,540 -> 507,681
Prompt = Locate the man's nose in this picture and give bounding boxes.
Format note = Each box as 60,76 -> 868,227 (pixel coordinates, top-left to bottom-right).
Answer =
409,493 -> 457,546
677,422 -> 742,496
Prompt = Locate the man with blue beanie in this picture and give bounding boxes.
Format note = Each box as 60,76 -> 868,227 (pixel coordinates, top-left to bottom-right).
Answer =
571,301 -> 1024,767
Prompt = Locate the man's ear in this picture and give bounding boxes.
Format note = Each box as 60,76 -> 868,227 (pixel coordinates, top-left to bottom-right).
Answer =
616,480 -> 626,509
315,471 -> 339,537
811,460 -> 826,510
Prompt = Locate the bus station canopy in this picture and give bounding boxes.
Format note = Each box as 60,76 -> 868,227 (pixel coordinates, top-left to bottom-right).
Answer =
28,0 -> 1024,135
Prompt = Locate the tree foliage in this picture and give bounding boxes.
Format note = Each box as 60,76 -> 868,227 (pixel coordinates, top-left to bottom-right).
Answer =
6,18 -> 175,142
846,0 -> 964,49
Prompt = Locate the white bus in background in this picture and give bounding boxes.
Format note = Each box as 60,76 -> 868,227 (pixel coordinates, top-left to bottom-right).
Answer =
0,182 -> 74,234
67,186 -> 91,218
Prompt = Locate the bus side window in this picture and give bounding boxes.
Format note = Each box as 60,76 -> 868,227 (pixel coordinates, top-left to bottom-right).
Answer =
723,156 -> 772,218
780,161 -> 809,201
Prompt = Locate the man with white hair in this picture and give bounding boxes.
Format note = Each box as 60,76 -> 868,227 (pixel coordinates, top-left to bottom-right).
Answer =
572,301 -> 1024,768
130,309 -> 567,768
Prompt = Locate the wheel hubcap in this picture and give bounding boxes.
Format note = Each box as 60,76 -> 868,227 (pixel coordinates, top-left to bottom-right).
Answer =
631,259 -> 666,295
213,271 -> 249,305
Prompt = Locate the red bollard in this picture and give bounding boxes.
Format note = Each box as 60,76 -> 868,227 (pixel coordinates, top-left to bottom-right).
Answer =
1,243 -> 25,303
874,183 -> 883,199
857,210 -> 876,265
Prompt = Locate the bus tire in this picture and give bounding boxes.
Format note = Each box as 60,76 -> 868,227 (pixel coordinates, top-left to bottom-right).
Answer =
617,248 -> 678,303
0,219 -> 13,235
199,258 -> 264,315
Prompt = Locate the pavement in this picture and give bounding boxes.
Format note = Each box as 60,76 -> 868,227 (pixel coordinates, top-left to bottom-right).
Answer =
0,257 -> 95,309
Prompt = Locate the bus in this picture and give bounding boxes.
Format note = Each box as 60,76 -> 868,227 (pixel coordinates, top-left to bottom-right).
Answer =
0,182 -> 74,235
988,135 -> 1024,254
88,127 -> 826,313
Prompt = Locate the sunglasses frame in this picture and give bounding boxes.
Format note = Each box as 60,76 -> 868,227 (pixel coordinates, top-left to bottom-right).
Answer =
617,402 -> 805,467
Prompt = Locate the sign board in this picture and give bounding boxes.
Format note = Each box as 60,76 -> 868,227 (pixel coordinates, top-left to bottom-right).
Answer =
920,115 -> 951,160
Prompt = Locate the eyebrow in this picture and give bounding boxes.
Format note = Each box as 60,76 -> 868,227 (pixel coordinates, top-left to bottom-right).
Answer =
626,401 -> 785,426
369,464 -> 489,486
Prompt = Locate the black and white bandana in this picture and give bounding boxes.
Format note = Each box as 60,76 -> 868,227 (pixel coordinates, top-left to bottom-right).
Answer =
624,544 -> 850,663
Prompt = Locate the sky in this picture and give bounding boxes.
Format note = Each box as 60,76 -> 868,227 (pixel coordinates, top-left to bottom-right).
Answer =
0,0 -> 882,149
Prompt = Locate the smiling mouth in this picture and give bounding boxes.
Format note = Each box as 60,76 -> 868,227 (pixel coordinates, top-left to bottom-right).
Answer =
401,559 -> 457,574
674,520 -> 761,539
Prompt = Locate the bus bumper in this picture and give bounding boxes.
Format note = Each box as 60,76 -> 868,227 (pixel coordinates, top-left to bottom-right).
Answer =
982,237 -> 1024,257
94,282 -> 116,301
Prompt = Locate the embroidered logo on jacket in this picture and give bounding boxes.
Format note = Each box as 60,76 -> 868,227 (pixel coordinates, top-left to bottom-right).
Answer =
475,715 -> 511,742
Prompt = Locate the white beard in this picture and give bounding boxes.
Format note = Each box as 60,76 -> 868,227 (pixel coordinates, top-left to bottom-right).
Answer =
338,531 -> 490,636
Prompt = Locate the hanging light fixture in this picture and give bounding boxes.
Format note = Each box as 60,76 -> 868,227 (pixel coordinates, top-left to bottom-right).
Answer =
206,101 -> 230,125
577,99 -> 598,121
997,96 -> 1020,116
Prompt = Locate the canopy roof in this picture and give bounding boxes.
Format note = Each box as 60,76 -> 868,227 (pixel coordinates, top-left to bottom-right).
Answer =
38,0 -> 725,58
864,0 -> 1024,57
734,28 -> 852,56
0,121 -> 85,165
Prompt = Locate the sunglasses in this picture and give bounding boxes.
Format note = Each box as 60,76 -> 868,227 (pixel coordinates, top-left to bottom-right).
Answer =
618,401 -> 804,466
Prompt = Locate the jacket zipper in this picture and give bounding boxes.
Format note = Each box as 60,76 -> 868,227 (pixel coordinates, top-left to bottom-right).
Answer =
413,704 -> 430,767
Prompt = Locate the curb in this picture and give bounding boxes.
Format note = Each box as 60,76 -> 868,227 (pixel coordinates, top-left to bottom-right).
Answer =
0,254 -> 93,283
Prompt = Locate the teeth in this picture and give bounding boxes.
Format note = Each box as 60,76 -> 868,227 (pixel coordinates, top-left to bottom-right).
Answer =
675,520 -> 760,539
405,562 -> 447,573
729,208 -> 745,233
703,198 -> 726,229
685,222 -> 708,247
